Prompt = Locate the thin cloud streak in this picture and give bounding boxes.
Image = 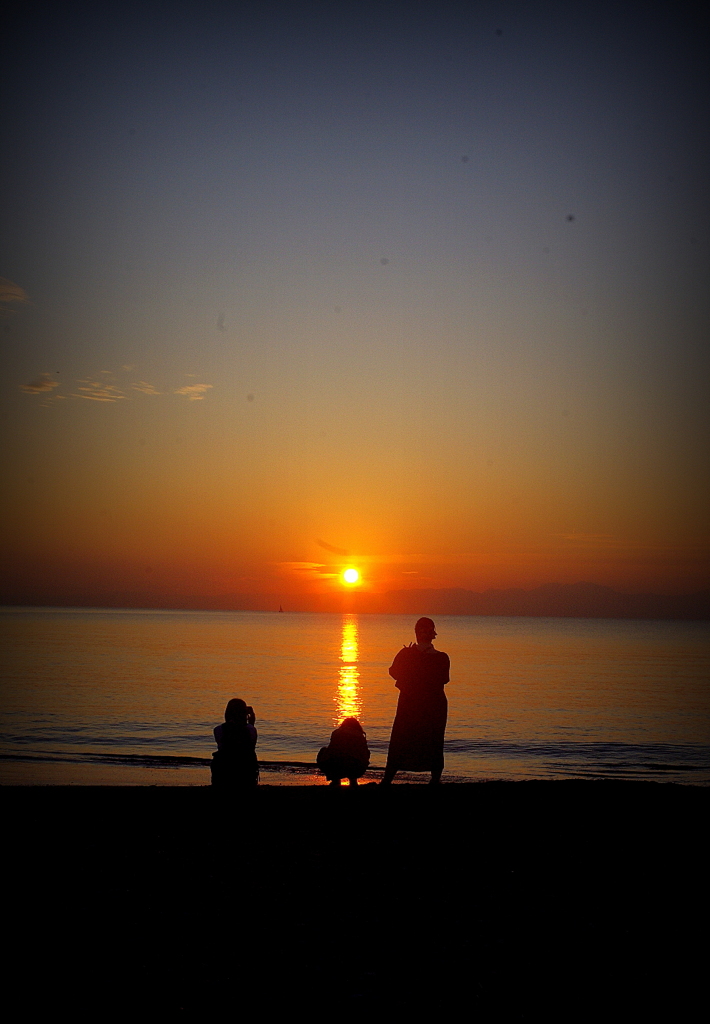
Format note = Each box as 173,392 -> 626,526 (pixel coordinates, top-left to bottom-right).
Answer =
20,373 -> 60,394
0,277 -> 29,314
316,539 -> 350,555
174,384 -> 213,401
74,379 -> 128,402
277,561 -> 338,580
19,368 -> 212,405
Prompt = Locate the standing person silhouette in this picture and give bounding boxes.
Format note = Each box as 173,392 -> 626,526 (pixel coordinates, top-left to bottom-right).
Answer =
381,617 -> 449,785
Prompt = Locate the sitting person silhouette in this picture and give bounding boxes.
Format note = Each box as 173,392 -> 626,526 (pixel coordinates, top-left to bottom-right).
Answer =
211,698 -> 258,788
317,717 -> 370,786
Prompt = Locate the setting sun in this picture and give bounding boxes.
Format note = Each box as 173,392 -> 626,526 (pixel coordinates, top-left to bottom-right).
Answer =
342,568 -> 360,585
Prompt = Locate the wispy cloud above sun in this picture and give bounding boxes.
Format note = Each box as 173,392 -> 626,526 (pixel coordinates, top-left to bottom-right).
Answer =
316,539 -> 350,555
20,373 -> 60,394
174,384 -> 213,401
19,366 -> 213,406
74,378 -> 128,402
0,277 -> 29,316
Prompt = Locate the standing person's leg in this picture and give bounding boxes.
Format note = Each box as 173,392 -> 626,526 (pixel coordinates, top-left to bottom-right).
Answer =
382,723 -> 401,784
430,746 -> 444,784
429,695 -> 447,785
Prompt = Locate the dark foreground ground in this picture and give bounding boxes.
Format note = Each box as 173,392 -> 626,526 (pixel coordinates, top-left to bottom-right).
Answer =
3,781 -> 707,1021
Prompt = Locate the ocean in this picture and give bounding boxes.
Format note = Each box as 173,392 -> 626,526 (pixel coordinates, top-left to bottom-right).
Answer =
1,607 -> 709,785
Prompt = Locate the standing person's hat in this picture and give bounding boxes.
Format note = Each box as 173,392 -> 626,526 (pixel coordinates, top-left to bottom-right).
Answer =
415,617 -> 436,635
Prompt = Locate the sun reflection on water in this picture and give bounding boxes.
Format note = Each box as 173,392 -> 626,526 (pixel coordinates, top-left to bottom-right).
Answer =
335,614 -> 361,725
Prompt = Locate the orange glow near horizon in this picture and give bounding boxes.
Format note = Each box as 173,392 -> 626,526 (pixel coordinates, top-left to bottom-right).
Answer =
3,359 -> 708,605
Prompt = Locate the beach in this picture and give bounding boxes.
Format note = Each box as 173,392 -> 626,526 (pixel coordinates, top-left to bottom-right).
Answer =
4,780 -> 707,1019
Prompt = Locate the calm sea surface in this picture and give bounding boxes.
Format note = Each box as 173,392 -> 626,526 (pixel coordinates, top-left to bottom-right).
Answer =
1,608 -> 709,785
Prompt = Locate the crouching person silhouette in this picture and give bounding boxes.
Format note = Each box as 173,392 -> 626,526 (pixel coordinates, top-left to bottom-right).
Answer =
317,717 -> 370,786
211,698 -> 259,788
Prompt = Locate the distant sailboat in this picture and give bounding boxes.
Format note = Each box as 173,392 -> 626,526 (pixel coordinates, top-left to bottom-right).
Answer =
278,604 -> 284,613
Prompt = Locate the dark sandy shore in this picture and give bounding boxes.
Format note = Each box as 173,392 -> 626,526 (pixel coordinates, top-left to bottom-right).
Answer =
3,781 -> 707,1020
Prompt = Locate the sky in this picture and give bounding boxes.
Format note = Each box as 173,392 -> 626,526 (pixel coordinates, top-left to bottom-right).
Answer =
1,0 -> 708,609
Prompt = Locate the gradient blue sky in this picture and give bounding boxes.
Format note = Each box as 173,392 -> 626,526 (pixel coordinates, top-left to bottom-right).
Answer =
2,0 -> 708,607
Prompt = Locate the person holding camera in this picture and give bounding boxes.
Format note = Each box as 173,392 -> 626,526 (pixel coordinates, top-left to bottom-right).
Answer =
211,698 -> 258,788
381,617 -> 450,785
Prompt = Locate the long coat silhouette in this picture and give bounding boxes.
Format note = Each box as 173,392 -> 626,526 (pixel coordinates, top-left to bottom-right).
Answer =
385,643 -> 449,774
